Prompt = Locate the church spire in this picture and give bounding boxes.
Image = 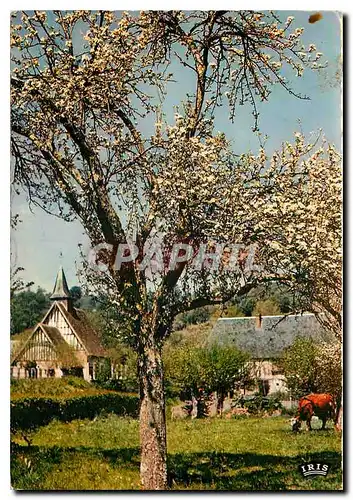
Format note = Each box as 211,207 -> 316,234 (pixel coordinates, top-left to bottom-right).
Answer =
50,266 -> 71,302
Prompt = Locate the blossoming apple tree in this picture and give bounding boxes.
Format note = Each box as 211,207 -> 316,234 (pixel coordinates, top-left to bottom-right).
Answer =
11,10 -> 341,489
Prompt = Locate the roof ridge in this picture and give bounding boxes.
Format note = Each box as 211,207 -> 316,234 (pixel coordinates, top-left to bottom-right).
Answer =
218,313 -> 317,321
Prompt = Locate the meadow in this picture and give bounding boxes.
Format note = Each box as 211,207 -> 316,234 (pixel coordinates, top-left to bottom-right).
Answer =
11,413 -> 342,491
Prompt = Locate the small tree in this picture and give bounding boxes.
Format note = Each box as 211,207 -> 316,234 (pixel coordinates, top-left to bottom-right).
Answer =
279,338 -> 318,397
204,346 -> 250,414
279,337 -> 342,399
164,344 -> 250,415
236,296 -> 257,317
11,287 -> 50,334
69,286 -> 82,307
164,345 -> 203,399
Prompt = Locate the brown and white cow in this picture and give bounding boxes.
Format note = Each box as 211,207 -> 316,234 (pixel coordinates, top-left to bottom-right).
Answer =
291,393 -> 336,432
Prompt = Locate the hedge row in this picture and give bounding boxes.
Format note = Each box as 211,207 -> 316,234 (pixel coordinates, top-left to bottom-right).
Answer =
11,393 -> 139,432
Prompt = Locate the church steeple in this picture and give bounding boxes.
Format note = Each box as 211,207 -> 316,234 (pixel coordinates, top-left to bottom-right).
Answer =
50,266 -> 72,311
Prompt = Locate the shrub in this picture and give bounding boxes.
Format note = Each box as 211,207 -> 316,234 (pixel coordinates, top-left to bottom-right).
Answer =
11,392 -> 139,433
95,359 -> 112,383
268,390 -> 291,401
61,393 -> 139,421
236,393 -> 283,415
173,307 -> 210,331
11,377 -> 92,398
94,376 -> 138,393
266,395 -> 283,413
11,398 -> 61,433
279,338 -> 342,398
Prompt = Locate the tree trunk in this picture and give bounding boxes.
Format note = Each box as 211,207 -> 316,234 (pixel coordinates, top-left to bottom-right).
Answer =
217,390 -> 225,416
335,392 -> 343,431
138,338 -> 167,490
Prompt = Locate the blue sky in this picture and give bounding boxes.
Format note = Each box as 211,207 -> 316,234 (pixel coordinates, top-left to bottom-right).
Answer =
11,11 -> 342,293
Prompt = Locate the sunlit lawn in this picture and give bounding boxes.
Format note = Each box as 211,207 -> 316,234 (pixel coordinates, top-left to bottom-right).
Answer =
11,415 -> 342,491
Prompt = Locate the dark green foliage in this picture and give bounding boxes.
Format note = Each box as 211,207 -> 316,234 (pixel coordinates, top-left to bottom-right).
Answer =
236,296 -> 257,317
11,287 -> 50,334
96,377 -> 138,393
11,398 -> 61,433
11,393 -> 139,433
234,393 -> 283,415
231,283 -> 297,317
195,390 -> 210,418
69,286 -> 82,307
62,394 -> 138,421
95,358 -> 112,383
277,294 -> 292,314
173,307 -> 210,331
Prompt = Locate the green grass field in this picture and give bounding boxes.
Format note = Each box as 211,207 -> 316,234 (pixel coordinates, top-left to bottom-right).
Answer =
11,414 -> 342,491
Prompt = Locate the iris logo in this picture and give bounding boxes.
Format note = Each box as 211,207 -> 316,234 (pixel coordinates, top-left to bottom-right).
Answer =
299,462 -> 330,478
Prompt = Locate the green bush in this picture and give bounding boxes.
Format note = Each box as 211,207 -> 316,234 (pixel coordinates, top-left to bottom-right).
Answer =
236,393 -> 283,415
94,377 -> 138,393
173,307 -> 210,331
268,390 -> 291,401
94,359 -> 112,383
164,344 -> 250,405
11,398 -> 61,433
266,395 -> 283,413
11,392 -> 139,433
11,377 -> 92,398
61,394 -> 139,421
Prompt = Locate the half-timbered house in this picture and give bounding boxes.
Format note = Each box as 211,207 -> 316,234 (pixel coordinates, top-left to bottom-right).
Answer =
11,267 -> 107,381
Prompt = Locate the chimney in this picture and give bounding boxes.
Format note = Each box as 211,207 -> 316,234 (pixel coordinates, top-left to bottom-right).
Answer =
256,313 -> 262,329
